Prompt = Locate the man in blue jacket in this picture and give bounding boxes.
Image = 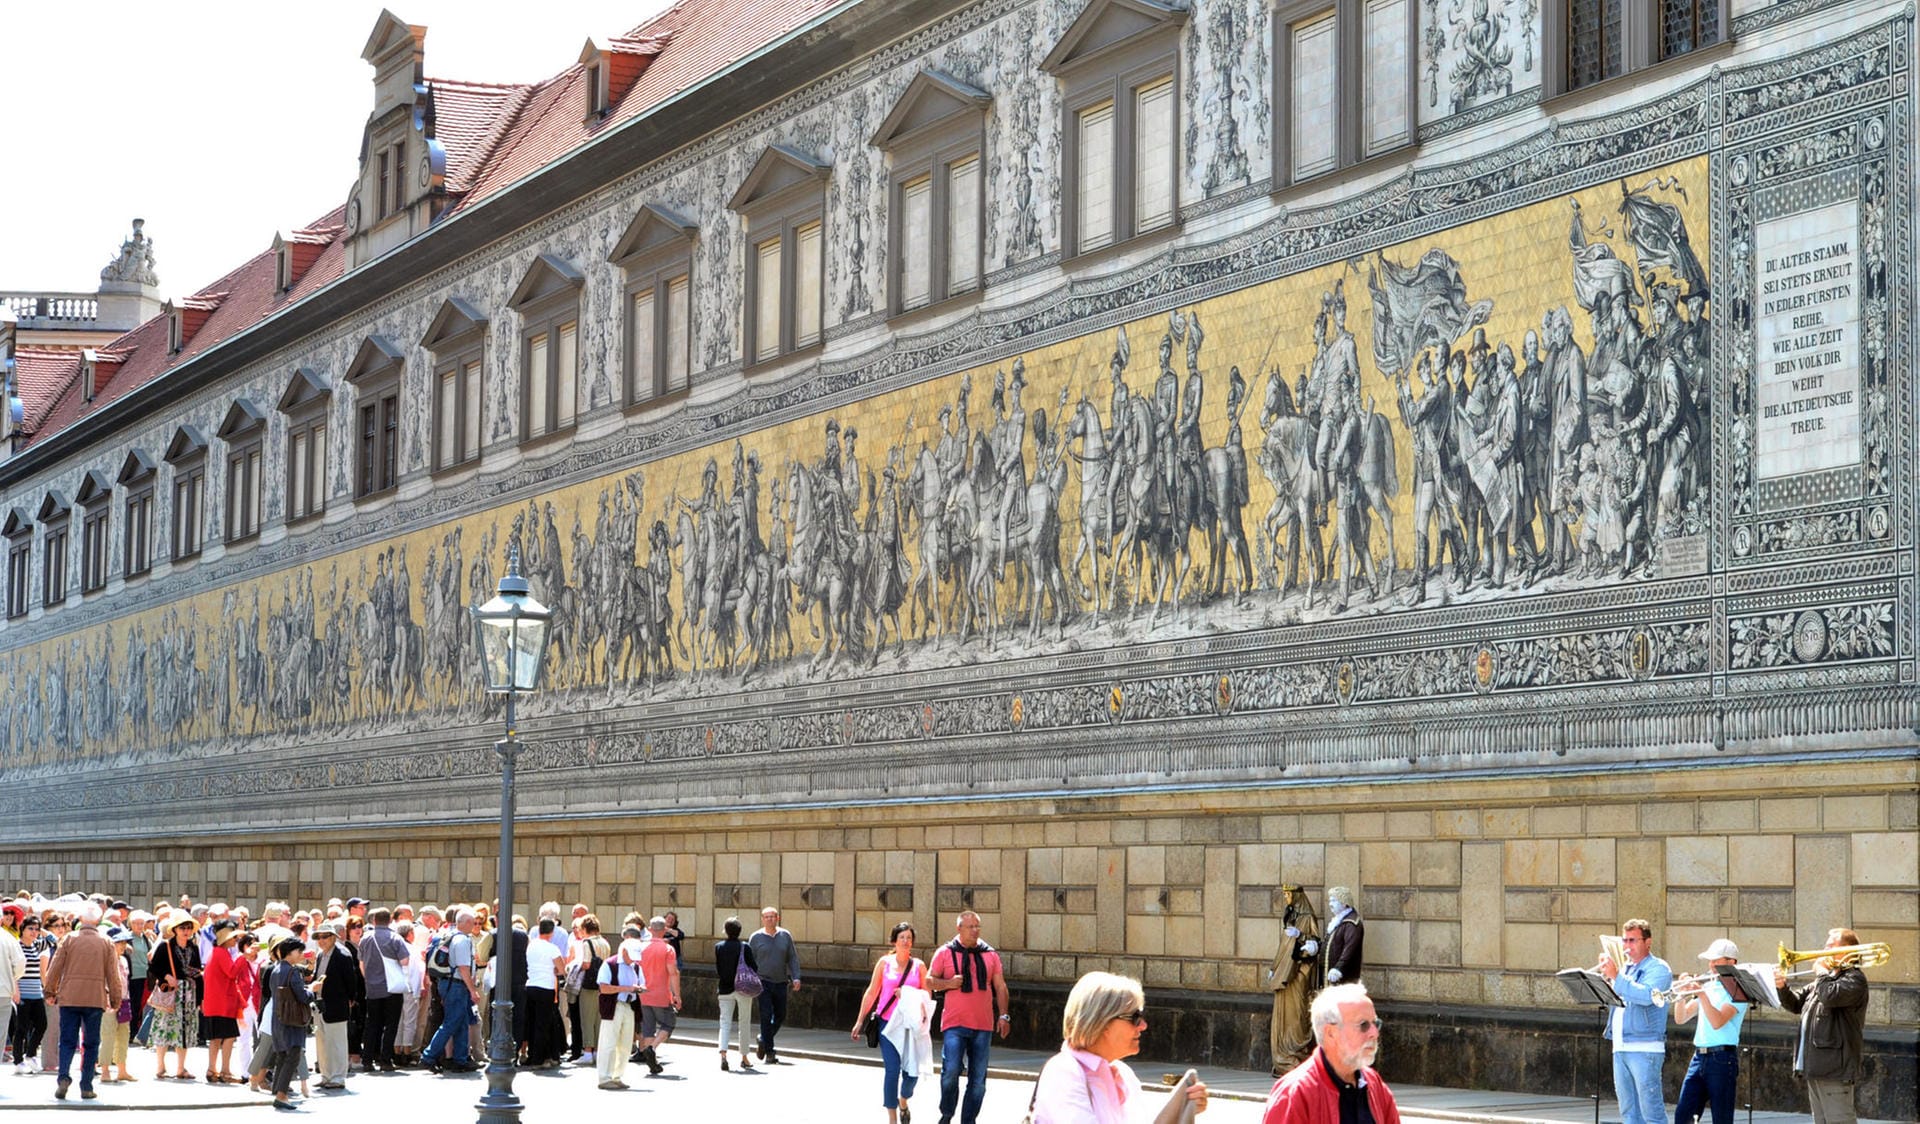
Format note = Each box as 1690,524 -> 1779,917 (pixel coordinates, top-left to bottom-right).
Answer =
1598,919 -> 1673,1124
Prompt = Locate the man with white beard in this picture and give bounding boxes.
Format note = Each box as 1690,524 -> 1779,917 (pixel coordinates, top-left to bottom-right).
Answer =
1262,983 -> 1400,1124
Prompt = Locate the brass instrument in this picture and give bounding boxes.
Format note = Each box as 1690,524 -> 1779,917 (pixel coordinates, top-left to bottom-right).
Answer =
1650,973 -> 1713,1008
1776,941 -> 1891,978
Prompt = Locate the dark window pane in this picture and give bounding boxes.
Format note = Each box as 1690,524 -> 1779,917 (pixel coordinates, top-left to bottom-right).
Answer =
1568,0 -> 1623,88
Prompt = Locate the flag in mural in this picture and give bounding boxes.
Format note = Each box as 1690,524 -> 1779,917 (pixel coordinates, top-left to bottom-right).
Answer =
1618,176 -> 1709,297
1365,249 -> 1493,376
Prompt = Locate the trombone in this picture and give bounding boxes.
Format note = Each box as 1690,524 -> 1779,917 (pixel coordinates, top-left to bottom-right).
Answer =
1777,941 -> 1891,978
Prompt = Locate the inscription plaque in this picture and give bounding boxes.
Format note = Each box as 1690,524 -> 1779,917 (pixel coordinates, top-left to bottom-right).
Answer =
1754,198 -> 1861,479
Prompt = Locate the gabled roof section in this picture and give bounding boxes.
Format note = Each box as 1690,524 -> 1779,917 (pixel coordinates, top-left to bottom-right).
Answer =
278,366 -> 332,412
580,34 -> 668,116
37,490 -> 70,521
728,145 -> 831,213
217,398 -> 266,439
74,470 -> 113,505
273,223 -> 338,291
361,9 -> 425,64
14,347 -> 77,436
1041,0 -> 1188,75
507,254 -> 585,310
1,508 -> 30,538
429,79 -> 536,196
609,203 -> 698,266
345,335 -> 407,383
420,297 -> 489,349
164,425 -> 208,462
871,70 -> 991,149
117,449 -> 156,484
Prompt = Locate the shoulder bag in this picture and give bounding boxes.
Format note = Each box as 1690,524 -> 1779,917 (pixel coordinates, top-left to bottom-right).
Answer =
732,945 -> 765,999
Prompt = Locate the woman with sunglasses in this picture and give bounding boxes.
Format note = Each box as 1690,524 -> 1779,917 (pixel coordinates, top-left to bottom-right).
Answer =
1031,972 -> 1209,1124
148,915 -> 202,1078
10,916 -> 52,1072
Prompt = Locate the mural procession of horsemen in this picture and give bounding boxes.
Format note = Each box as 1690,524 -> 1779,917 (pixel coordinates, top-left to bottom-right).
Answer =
1,175 -> 1714,764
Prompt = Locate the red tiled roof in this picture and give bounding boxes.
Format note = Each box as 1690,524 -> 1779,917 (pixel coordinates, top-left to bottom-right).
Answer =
14,348 -> 76,436
429,78 -> 536,195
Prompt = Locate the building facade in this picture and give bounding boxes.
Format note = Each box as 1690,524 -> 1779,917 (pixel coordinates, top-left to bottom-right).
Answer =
1,0 -> 1913,1113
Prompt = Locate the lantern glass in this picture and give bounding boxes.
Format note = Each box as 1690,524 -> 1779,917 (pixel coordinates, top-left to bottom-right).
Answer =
472,591 -> 551,692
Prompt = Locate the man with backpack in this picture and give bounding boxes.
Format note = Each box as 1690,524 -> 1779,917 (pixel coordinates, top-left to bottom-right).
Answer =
925,911 -> 1010,1124
422,910 -> 481,1074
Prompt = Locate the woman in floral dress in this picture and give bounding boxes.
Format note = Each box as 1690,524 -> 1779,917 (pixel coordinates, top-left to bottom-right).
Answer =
148,915 -> 202,1076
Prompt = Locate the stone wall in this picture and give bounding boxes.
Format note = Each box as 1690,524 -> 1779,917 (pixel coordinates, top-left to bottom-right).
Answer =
10,757 -> 1913,1115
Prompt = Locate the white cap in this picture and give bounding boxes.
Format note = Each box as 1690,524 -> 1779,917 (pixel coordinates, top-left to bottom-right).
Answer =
1698,938 -> 1739,960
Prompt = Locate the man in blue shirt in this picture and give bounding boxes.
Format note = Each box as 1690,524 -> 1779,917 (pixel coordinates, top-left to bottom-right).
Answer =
1598,919 -> 1673,1124
1671,939 -> 1746,1124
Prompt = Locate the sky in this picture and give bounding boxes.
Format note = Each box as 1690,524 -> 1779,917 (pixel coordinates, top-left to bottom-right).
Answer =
2,0 -> 672,300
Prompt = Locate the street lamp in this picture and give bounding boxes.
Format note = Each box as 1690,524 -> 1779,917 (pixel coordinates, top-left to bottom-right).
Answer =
470,545 -> 550,1124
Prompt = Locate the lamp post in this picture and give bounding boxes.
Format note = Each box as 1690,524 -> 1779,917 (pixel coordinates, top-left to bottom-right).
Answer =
470,546 -> 551,1124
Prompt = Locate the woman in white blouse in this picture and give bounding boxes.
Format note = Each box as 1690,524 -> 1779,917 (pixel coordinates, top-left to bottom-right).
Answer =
1032,972 -> 1209,1124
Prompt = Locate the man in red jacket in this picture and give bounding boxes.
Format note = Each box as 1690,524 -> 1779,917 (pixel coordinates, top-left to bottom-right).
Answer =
1263,983 -> 1400,1124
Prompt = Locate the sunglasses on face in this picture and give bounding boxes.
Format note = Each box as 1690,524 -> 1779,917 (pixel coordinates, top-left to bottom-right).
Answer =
1347,1018 -> 1385,1034
1117,1010 -> 1147,1027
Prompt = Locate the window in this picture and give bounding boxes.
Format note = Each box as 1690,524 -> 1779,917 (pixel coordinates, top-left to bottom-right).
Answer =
422,297 -> 489,471
609,204 -> 697,408
39,494 -> 70,608
872,71 -> 992,317
729,146 -> 831,367
506,255 -> 586,442
4,510 -> 31,620
1043,0 -> 1188,258
279,367 -> 331,524
1274,0 -> 1414,189
345,335 -> 406,497
165,426 -> 207,562
120,451 -> 156,579
75,472 -> 112,594
375,142 -> 406,220
1550,0 -> 1722,93
217,399 -> 266,545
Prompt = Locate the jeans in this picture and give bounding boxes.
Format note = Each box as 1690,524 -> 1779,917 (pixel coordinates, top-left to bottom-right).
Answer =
425,979 -> 474,1066
269,1033 -> 307,1097
715,993 -> 749,1056
1674,1050 -> 1737,1124
56,1005 -> 103,1092
939,1026 -> 993,1124
756,985 -> 789,1056
1614,1049 -> 1666,1124
881,1033 -> 919,1109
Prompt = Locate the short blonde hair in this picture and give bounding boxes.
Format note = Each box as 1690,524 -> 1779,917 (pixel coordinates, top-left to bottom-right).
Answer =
1062,971 -> 1145,1051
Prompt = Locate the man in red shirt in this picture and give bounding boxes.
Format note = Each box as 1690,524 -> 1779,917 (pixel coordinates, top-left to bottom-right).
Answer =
1263,982 -> 1400,1124
925,911 -> 1009,1124
633,918 -> 680,1076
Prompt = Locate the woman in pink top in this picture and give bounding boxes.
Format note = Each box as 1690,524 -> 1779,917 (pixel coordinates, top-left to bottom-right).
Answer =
851,922 -> 924,1124
1031,972 -> 1210,1124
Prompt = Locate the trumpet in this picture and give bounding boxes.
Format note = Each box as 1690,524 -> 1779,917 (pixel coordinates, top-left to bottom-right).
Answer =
1650,974 -> 1713,1007
1777,941 -> 1891,978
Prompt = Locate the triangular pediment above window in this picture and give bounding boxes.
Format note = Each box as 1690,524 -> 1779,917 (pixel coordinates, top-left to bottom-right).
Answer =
165,425 -> 208,463
507,254 -> 586,310
345,335 -> 407,384
74,470 -> 113,506
728,145 -> 830,213
217,399 -> 267,440
421,297 -> 489,349
871,70 -> 992,149
1,508 -> 30,538
37,490 -> 71,522
118,449 -> 157,485
278,366 -> 332,412
609,204 -> 698,267
361,8 -> 423,64
1042,0 -> 1188,75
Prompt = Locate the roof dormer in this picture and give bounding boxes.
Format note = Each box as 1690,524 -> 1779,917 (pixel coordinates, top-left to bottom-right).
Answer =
272,226 -> 335,294
161,295 -> 224,356
346,9 -> 445,270
578,34 -> 664,123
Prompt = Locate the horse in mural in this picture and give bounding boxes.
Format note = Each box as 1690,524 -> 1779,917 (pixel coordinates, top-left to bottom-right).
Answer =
1062,397 -> 1116,614
1108,391 -> 1190,626
1259,409 -> 1329,601
1014,409 -> 1071,643
784,460 -> 857,671
670,506 -> 706,671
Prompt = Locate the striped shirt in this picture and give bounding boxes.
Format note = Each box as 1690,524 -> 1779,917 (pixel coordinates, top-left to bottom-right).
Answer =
18,935 -> 54,1000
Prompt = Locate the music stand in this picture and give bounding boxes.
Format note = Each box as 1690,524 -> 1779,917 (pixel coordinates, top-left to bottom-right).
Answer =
1557,970 -> 1623,1124
1713,965 -> 1773,1007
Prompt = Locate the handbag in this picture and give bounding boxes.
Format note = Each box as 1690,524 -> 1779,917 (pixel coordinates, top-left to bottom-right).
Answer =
863,1011 -> 882,1049
381,950 -> 407,995
148,984 -> 178,1014
116,997 -> 133,1024
732,957 -> 764,999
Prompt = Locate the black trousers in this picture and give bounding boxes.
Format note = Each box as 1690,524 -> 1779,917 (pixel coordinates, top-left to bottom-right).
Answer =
360,994 -> 403,1067
525,988 -> 561,1064
11,998 -> 47,1060
269,1034 -> 307,1096
127,979 -> 149,1043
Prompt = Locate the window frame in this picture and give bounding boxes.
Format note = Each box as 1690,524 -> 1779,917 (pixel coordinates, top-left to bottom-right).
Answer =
4,510 -> 32,620
609,204 -> 698,412
75,472 -> 112,595
1044,0 -> 1188,261
164,427 -> 208,564
1272,0 -> 1418,193
422,298 -> 490,474
345,335 -> 406,500
119,451 -> 156,581
873,71 -> 992,319
279,367 -> 332,526
1542,0 -> 1730,98
38,493 -> 70,609
729,146 -> 831,370
217,400 -> 267,546
506,255 -> 586,445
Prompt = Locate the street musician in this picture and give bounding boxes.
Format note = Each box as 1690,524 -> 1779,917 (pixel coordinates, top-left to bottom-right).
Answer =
1596,919 -> 1672,1124
1670,939 -> 1746,1124
1774,928 -> 1870,1124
